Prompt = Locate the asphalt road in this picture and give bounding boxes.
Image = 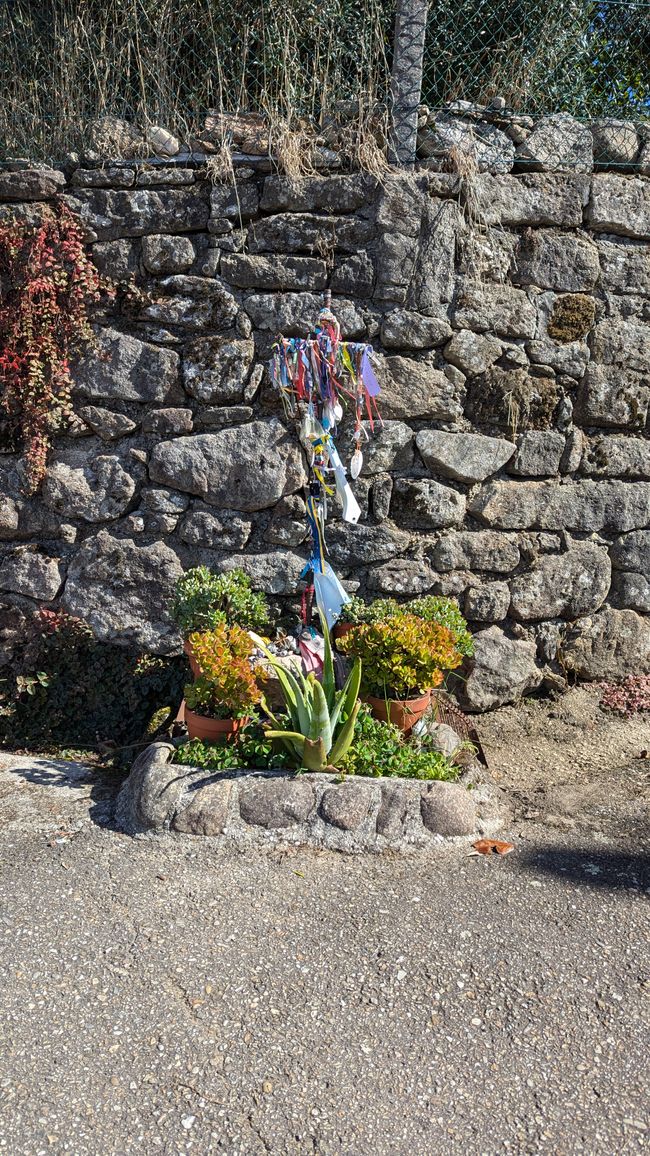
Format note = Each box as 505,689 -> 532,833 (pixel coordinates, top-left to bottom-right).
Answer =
0,755 -> 648,1155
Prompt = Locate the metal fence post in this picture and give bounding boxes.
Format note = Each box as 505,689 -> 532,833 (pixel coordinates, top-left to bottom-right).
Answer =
389,0 -> 429,167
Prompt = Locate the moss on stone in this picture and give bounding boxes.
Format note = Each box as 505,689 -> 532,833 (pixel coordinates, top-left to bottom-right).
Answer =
547,293 -> 596,342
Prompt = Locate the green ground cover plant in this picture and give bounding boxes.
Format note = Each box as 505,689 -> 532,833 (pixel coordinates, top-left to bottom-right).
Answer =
0,609 -> 185,757
173,723 -> 292,772
172,704 -> 462,781
339,705 -> 461,780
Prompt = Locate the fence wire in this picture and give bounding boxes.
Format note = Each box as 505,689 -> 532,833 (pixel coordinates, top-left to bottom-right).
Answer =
416,0 -> 650,172
0,0 -> 648,167
0,0 -> 392,163
423,0 -> 650,117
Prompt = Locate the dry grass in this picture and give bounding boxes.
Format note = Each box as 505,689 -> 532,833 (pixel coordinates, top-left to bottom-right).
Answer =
205,148 -> 236,187
271,121 -> 319,179
0,0 -> 392,165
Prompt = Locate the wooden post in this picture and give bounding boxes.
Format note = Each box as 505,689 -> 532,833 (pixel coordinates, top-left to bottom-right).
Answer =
389,0 -> 429,167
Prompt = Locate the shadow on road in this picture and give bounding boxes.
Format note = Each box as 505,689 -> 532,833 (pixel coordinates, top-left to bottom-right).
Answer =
518,845 -> 650,891
1,755 -> 124,830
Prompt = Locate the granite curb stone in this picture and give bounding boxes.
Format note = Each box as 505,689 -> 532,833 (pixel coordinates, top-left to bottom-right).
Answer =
115,744 -> 508,854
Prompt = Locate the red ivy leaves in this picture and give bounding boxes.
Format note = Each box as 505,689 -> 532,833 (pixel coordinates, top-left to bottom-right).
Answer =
0,202 -> 100,493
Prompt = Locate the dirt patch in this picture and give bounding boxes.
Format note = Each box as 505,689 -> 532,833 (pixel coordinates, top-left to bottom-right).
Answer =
479,684 -> 650,845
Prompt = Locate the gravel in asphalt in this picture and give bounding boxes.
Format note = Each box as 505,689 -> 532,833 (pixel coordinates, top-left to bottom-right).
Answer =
0,753 -> 648,1154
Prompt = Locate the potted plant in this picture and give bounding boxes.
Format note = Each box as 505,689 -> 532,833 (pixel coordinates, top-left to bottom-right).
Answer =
252,627 -> 362,772
338,613 -> 462,733
405,595 -> 474,659
183,624 -> 263,742
172,566 -> 270,676
332,595 -> 401,642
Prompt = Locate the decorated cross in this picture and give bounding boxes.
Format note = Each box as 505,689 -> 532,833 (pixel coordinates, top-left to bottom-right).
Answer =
268,294 -> 382,629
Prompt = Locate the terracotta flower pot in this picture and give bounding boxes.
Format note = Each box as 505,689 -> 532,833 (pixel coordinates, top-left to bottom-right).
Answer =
364,689 -> 432,734
332,622 -> 357,644
184,707 -> 249,743
183,639 -> 202,679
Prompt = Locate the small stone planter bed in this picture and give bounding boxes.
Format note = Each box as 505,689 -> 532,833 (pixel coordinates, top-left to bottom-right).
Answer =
117,743 -> 508,854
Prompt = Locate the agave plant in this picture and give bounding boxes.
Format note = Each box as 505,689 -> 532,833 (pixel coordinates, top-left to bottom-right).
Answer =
252,628 -> 362,772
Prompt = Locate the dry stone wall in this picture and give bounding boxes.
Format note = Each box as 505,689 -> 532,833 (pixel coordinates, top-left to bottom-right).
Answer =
0,160 -> 649,710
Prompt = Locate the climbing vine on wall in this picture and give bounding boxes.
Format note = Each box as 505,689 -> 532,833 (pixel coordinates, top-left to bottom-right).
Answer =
0,202 -> 100,493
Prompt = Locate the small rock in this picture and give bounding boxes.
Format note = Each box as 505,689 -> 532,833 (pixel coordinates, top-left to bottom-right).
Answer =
390,478 -> 466,530
515,114 -> 593,173
376,783 -> 408,838
147,126 -> 180,157
465,582 -> 510,622
460,626 -> 542,711
444,330 -> 502,376
0,550 -> 65,602
416,429 -> 514,485
559,605 -> 650,679
319,782 -> 378,831
418,113 -> 514,173
238,778 -> 316,828
367,558 -> 435,595
142,234 -> 196,274
590,118 -> 640,167
380,310 -> 452,350
420,782 -> 477,836
179,507 -> 251,551
432,530 -> 520,573
508,431 -> 566,477
172,782 -> 232,836
88,115 -> 145,157
426,724 -> 462,758
197,406 -> 254,429
78,406 -> 138,441
142,408 -> 193,435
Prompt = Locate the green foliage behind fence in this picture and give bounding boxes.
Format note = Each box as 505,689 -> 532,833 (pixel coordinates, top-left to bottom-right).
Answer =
0,0 -> 648,161
423,0 -> 650,116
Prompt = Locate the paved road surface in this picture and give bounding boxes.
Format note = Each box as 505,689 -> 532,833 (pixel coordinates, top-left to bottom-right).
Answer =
0,754 -> 648,1155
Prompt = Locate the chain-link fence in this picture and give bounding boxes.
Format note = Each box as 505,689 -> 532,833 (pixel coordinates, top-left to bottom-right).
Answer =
0,0 -> 391,162
423,0 -> 649,117
0,0 -> 648,167
415,0 -> 650,172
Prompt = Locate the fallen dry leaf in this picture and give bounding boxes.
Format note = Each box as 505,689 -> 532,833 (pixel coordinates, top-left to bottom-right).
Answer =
471,838 -> 515,856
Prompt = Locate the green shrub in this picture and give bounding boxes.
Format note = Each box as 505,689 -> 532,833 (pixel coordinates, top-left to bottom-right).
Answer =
405,596 -> 474,658
171,566 -> 270,637
340,705 -> 460,781
184,625 -> 263,719
340,596 -> 401,625
0,609 -> 185,753
339,594 -> 473,659
339,614 -> 462,699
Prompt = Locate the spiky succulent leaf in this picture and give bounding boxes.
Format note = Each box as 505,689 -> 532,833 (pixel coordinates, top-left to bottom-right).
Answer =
321,625 -> 336,710
329,699 -> 362,766
330,658 -> 362,733
310,677 -> 333,752
264,729 -> 305,763
302,736 -> 328,772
